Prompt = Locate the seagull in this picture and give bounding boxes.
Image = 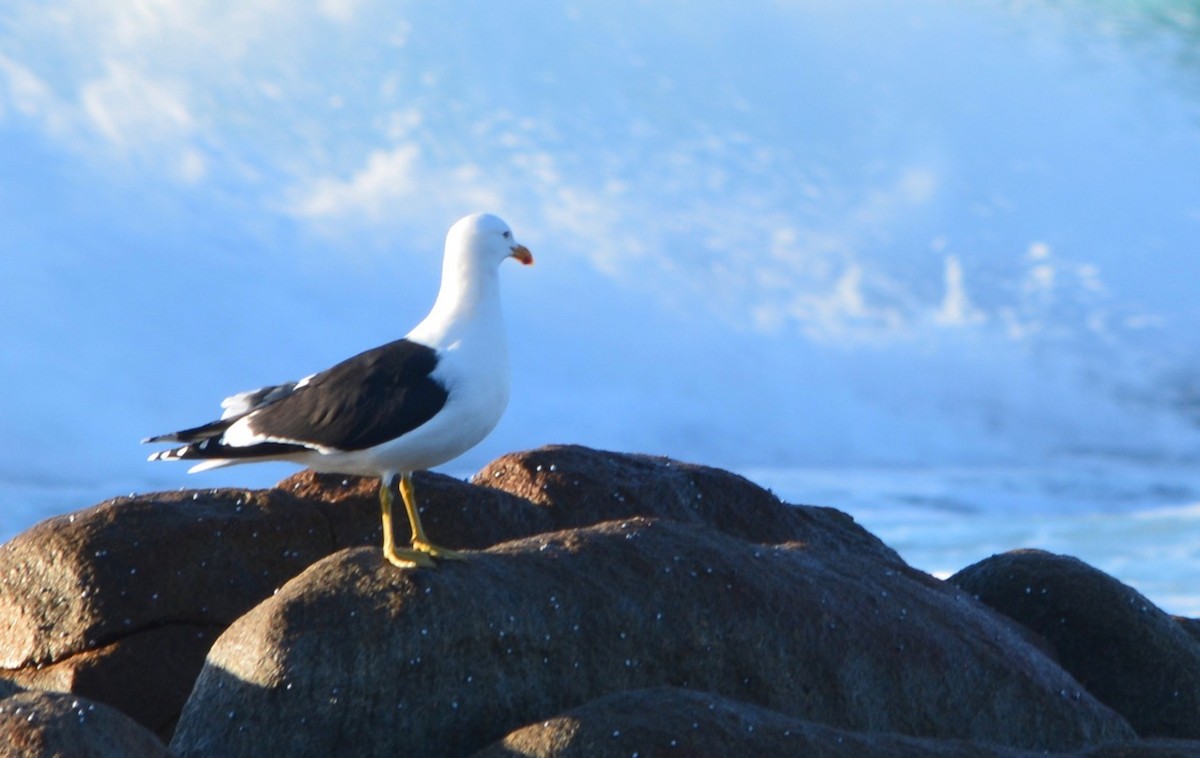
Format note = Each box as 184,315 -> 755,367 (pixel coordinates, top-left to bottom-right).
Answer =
144,213 -> 533,568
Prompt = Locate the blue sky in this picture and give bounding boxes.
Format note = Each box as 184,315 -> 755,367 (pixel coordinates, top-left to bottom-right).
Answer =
2,1 -> 1199,522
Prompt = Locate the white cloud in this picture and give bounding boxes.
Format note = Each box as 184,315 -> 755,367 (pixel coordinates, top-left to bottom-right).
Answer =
934,255 -> 986,327
288,142 -> 504,225
178,147 -> 208,183
1,50 -> 207,181
81,62 -> 194,148
0,53 -> 71,136
766,264 -> 908,342
319,0 -> 362,24
291,144 -> 422,219
0,0 -> 304,181
1028,241 -> 1052,260
853,166 -> 940,228
76,61 -> 208,181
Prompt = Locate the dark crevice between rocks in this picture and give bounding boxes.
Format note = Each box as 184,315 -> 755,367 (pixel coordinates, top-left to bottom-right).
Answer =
4,618 -> 228,741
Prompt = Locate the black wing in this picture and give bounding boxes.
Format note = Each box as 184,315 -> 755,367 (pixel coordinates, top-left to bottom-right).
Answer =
243,338 -> 449,451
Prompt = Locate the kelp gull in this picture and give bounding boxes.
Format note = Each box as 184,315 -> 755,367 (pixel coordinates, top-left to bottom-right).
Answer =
144,213 -> 533,568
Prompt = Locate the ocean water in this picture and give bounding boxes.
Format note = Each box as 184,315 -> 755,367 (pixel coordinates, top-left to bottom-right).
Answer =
746,459 -> 1200,617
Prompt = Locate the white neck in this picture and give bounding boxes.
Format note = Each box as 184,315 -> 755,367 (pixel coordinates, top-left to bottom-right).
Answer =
407,252 -> 505,350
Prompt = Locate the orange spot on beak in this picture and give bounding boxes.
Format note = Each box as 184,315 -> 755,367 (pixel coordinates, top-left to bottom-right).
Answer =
511,244 -> 534,265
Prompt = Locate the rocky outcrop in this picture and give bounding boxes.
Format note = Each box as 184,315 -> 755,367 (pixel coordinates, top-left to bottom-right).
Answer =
169,517 -> 1131,756
474,445 -> 899,559
6,624 -> 220,742
0,486 -> 334,738
0,678 -> 169,757
476,687 -> 1200,758
474,686 -> 1035,757
1,445 -> 1196,756
1174,616 -> 1200,646
950,550 -> 1200,739
0,445 -> 888,739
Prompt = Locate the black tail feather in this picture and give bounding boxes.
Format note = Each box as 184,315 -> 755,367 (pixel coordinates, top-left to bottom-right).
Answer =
142,417 -> 236,445
146,436 -> 310,463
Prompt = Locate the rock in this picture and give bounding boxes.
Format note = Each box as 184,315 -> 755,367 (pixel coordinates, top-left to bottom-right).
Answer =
0,444 -> 895,739
0,487 -> 329,669
475,444 -> 901,560
9,443 -> 1185,753
0,487 -> 334,739
170,518 -> 1132,757
1076,739 -> 1200,756
0,468 -> 537,738
950,550 -> 1200,739
289,444 -> 901,559
479,687 -> 1200,758
7,624 -> 221,740
473,686 -> 1035,757
278,468 -> 540,551
0,681 -> 169,757
1175,616 -> 1200,646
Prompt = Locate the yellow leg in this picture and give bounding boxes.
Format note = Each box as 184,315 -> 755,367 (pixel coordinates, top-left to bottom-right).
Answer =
399,472 -> 465,560
380,475 -> 434,568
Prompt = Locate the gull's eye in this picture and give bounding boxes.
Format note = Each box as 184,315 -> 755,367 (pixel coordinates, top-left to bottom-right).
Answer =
502,230 -> 512,239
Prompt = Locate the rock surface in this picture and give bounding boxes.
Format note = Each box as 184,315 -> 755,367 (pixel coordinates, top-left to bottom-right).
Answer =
473,686 -> 1035,757
0,486 -> 336,739
3,445 -> 1196,756
951,550 -> 1200,739
0,445 -> 890,739
474,445 -> 898,559
6,624 -> 221,740
170,517 -> 1132,756
0,679 -> 169,757
478,688 -> 1200,758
